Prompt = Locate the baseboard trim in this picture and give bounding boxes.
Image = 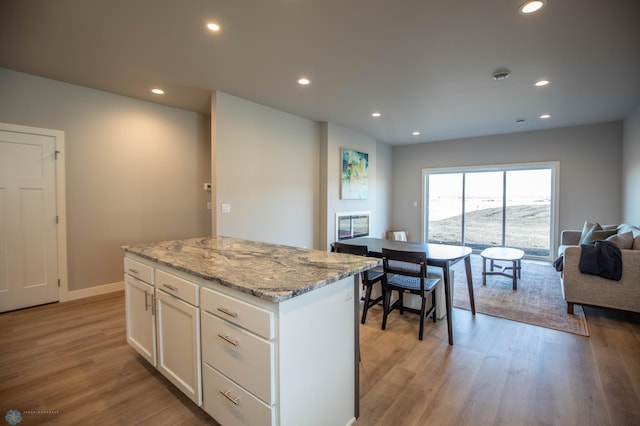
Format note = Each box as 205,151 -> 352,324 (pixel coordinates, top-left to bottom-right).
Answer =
65,281 -> 124,301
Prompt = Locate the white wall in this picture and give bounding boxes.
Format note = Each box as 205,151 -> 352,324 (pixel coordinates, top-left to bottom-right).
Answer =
0,68 -> 211,292
623,103 -> 640,224
213,91 -> 321,248
391,122 -> 623,246
321,123 -> 390,249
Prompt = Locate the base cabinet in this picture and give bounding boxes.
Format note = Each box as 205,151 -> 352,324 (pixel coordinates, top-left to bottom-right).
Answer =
200,278 -> 356,426
124,254 -> 202,407
124,274 -> 156,366
203,363 -> 274,426
155,288 -> 201,406
125,253 -> 357,426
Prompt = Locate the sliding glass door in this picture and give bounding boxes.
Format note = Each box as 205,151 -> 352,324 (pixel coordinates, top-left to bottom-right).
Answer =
424,163 -> 556,259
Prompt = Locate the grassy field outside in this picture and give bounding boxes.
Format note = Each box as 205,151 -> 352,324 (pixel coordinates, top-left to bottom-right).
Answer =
429,204 -> 551,257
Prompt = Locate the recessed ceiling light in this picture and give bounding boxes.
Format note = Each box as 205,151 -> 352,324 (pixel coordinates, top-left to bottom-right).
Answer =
412,131 -> 420,136
540,113 -> 552,119
519,0 -> 547,14
371,112 -> 381,118
207,23 -> 220,31
298,78 -> 310,85
535,79 -> 550,87
151,88 -> 164,95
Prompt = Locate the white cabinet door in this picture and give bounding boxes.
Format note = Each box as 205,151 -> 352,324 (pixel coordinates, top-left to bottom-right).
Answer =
155,289 -> 202,406
124,274 -> 156,366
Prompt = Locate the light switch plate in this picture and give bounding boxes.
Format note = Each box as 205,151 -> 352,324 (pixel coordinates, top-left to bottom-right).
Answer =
221,203 -> 231,213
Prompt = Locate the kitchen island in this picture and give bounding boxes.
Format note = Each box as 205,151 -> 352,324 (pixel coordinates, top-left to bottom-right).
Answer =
123,236 -> 378,426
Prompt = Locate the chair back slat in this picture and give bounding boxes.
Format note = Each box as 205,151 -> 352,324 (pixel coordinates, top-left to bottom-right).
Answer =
331,242 -> 368,256
382,248 -> 427,279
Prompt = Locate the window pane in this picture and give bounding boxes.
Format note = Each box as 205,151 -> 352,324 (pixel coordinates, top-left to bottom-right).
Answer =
464,171 -> 503,250
505,169 -> 551,256
428,173 -> 463,244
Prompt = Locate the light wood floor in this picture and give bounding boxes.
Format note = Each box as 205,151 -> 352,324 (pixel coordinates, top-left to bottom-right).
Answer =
1,291 -> 639,425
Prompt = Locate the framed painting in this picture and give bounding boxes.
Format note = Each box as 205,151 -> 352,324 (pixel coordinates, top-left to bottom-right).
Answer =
341,148 -> 368,199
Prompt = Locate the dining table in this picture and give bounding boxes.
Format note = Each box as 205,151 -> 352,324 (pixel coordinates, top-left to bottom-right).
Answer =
342,237 -> 475,345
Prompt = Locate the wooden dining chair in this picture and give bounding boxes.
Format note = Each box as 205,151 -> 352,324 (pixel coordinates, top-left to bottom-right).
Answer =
380,248 -> 441,340
331,242 -> 384,324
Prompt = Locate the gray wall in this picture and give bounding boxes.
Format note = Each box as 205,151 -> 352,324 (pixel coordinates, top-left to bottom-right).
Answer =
391,122 -> 623,249
0,68 -> 212,292
213,91 -> 321,248
623,103 -> 640,224
321,123 -> 391,250
212,93 -> 392,251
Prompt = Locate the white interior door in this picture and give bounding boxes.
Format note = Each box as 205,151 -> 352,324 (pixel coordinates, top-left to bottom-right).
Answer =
0,127 -> 59,312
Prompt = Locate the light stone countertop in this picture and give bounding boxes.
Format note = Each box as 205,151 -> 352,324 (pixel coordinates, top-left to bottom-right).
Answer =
123,236 -> 379,303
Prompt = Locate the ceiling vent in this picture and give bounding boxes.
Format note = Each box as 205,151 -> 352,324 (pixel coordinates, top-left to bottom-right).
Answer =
492,69 -> 511,81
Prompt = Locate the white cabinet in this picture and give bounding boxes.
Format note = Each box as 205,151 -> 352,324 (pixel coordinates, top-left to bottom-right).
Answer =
200,279 -> 356,426
124,259 -> 156,366
124,255 -> 202,406
201,286 -> 275,425
155,283 -> 201,406
125,252 -> 357,426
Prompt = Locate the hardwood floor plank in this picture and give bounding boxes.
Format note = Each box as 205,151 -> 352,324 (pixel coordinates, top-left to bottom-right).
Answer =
2,291 -> 640,425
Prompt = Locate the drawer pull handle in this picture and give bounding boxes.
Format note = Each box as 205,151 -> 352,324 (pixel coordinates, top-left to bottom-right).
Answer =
128,268 -> 139,274
217,307 -> 238,318
144,290 -> 150,311
220,390 -> 240,405
218,334 -> 239,346
162,284 -> 178,292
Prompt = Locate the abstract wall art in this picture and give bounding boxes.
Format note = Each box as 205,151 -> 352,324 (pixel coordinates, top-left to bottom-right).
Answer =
341,148 -> 368,199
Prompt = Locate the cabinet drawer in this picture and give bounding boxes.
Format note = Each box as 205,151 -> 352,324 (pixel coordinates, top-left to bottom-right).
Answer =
155,269 -> 199,306
201,286 -> 274,339
202,363 -> 273,426
124,257 -> 153,284
201,312 -> 274,404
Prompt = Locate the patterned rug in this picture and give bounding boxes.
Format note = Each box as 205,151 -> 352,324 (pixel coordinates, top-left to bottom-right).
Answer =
451,254 -> 589,336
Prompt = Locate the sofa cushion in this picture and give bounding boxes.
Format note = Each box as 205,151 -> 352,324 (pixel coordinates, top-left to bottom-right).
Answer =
606,231 -> 634,249
579,223 -> 617,244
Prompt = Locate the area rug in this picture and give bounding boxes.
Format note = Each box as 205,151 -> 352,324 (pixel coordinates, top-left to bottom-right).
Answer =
451,255 -> 589,336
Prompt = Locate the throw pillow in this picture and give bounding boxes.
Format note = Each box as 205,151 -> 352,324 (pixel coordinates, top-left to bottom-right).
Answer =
606,232 -> 634,249
579,223 -> 617,244
617,224 -> 640,250
580,220 -> 596,237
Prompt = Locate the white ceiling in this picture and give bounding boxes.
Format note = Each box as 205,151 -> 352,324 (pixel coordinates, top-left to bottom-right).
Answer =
1,0 -> 639,145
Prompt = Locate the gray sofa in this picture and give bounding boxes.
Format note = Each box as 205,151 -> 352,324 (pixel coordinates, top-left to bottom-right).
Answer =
558,223 -> 640,314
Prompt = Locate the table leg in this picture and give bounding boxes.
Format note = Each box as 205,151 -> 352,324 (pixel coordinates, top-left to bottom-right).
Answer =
442,264 -> 453,345
464,255 -> 476,315
353,276 -> 359,418
482,256 -> 487,286
512,260 -> 517,290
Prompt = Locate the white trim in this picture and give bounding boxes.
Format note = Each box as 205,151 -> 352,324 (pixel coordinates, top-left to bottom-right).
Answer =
66,281 -> 124,301
0,122 -> 69,303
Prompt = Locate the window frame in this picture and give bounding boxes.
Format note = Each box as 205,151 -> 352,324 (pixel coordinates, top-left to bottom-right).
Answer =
421,161 -> 560,261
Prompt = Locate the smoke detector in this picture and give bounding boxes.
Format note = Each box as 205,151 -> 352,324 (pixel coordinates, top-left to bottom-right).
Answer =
492,69 -> 511,81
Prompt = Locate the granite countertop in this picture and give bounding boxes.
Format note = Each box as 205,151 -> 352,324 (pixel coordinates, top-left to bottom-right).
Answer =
123,236 -> 379,303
